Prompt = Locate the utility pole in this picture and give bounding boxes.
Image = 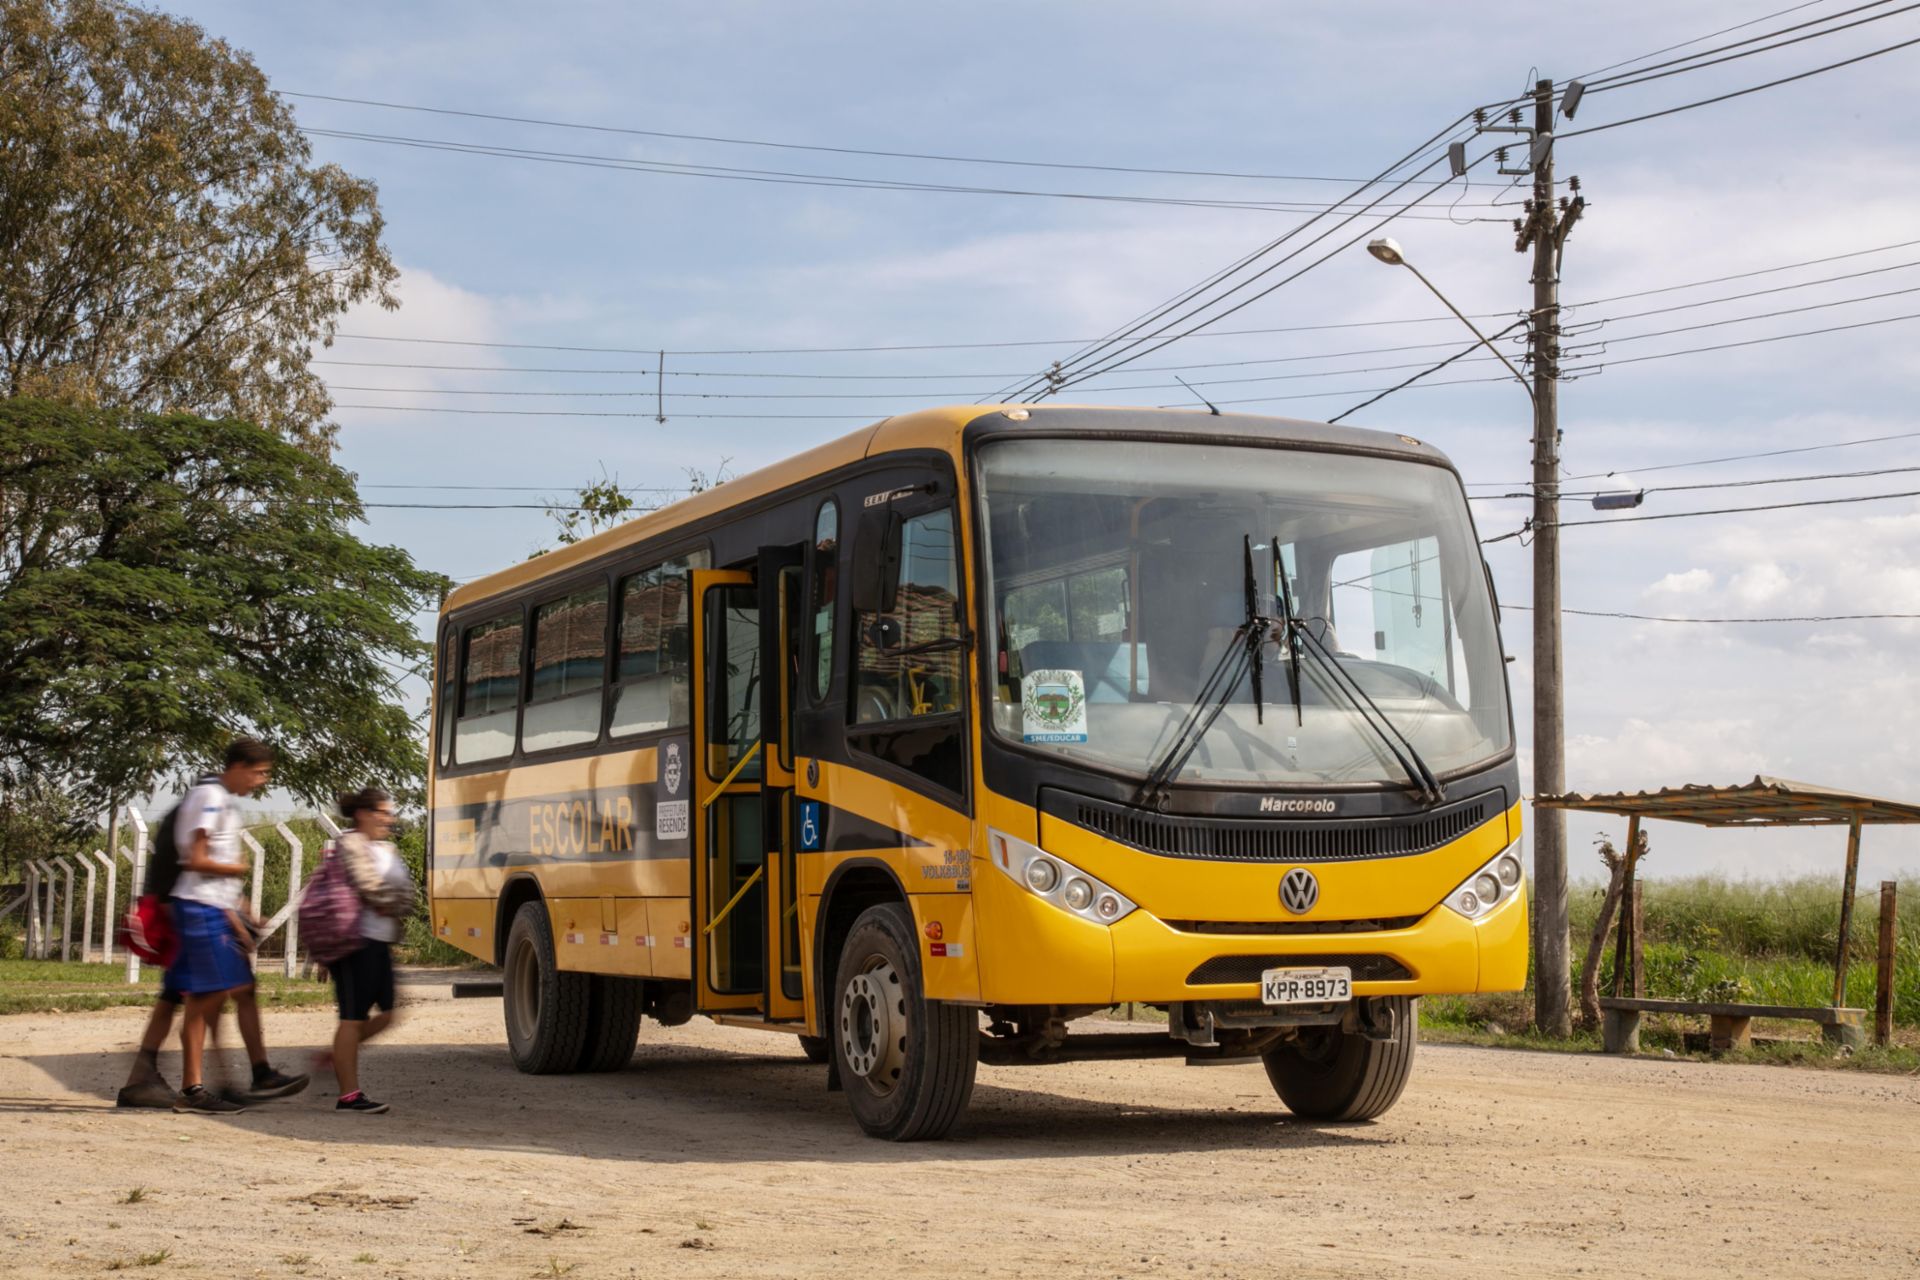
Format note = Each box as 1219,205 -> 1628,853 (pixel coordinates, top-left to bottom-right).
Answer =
1514,77 -> 1582,1038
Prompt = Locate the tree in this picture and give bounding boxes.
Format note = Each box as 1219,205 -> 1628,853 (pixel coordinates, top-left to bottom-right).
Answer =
540,459 -> 733,550
0,398 -> 446,811
0,0 -> 397,452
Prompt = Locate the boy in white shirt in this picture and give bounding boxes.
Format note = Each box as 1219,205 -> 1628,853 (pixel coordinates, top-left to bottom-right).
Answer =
163,738 -> 308,1113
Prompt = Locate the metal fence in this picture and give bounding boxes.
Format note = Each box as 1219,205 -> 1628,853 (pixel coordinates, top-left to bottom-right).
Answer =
2,803 -> 341,981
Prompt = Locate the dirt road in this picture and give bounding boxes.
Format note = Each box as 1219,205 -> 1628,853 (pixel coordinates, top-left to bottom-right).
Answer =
2,979 -> 1915,1279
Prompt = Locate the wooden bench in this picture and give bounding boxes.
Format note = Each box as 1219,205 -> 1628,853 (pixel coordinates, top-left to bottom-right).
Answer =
1598,996 -> 1866,1054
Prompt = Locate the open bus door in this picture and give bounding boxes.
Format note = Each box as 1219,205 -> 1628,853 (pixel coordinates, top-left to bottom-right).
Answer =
690,558 -> 809,1023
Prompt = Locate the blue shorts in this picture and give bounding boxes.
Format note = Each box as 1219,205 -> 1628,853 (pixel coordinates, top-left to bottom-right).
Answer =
163,899 -> 254,996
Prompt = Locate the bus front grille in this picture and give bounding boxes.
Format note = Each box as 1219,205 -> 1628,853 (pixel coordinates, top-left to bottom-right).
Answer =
1047,789 -> 1497,864
1186,954 -> 1413,985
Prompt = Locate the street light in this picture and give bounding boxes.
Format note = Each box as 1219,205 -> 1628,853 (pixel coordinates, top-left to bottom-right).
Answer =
1366,238 -> 1534,398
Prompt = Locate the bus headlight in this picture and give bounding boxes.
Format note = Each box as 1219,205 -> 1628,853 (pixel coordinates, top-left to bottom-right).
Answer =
1444,840 -> 1524,920
988,828 -> 1136,927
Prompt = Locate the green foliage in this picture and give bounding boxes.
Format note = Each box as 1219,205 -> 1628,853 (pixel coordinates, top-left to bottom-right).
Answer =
541,460 -> 734,551
0,778 -> 95,883
545,466 -> 639,547
0,400 -> 447,810
0,0 -> 397,450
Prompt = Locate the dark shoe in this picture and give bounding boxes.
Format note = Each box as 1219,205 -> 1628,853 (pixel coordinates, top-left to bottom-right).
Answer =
173,1086 -> 246,1115
242,1067 -> 310,1100
115,1079 -> 178,1109
335,1093 -> 390,1114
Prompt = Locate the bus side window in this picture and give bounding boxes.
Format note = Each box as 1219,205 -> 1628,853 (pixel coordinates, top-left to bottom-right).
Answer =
852,508 -> 961,725
522,586 -> 608,752
611,548 -> 711,737
435,627 -> 456,767
849,507 -> 966,797
809,500 -> 838,701
455,613 -> 522,764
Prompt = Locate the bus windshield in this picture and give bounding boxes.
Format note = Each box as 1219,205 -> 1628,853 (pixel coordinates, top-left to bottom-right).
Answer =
977,436 -> 1511,790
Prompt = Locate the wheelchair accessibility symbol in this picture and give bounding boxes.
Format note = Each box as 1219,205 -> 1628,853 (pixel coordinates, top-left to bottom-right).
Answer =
798,801 -> 822,852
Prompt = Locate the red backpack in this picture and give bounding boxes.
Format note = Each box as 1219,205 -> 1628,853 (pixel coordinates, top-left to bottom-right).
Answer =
120,895 -> 179,967
297,841 -> 362,964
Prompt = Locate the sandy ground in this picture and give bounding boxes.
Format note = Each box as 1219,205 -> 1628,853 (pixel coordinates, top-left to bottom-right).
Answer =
1,976 -> 1917,1280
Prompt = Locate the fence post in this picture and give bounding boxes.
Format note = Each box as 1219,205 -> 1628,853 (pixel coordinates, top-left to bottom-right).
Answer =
24,862 -> 43,958
36,860 -> 61,960
88,850 -> 111,963
241,829 -> 266,919
58,857 -> 77,961
124,806 -> 148,984
275,822 -> 304,979
1875,881 -> 1898,1048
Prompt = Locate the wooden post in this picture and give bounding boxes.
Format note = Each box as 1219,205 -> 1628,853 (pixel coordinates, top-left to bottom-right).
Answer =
1612,816 -> 1641,998
1875,881 -> 1897,1048
1832,814 -> 1862,1008
1630,880 -> 1645,997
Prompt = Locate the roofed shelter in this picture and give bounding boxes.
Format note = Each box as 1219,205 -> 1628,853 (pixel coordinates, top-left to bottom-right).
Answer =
1536,777 -> 1920,1051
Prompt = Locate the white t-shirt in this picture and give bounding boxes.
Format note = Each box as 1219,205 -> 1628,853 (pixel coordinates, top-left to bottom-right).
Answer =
358,839 -> 410,944
170,781 -> 246,910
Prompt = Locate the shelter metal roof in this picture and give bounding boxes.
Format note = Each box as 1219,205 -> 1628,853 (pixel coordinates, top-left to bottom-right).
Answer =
1534,776 -> 1920,828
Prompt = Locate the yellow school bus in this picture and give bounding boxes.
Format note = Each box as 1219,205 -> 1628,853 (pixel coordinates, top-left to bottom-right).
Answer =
428,404 -> 1526,1140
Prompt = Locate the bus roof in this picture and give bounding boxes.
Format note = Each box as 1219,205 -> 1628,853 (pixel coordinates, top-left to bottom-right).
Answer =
440,403 -> 1450,614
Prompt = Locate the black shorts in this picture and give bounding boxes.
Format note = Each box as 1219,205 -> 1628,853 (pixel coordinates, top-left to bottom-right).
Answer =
331,941 -> 396,1021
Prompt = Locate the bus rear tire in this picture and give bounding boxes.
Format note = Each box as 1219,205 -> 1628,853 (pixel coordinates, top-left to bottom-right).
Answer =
831,903 -> 977,1141
576,975 -> 643,1072
798,1035 -> 830,1064
1261,997 -> 1416,1122
503,901 -> 591,1074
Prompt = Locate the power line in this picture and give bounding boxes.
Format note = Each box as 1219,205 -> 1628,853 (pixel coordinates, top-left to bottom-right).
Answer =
285,89 -> 1473,187
1567,238 -> 1920,309
301,126 -> 1507,219
1466,463 -> 1920,500
1571,257 -> 1920,325
1576,0 -> 1841,79
1562,31 -> 1920,138
1565,308 -> 1920,373
314,277 -> 1920,405
1016,143 -> 1497,398
1504,604 -> 1920,623
1583,1 -> 1917,94
1554,486 -> 1920,527
993,112 -> 1496,400
1469,428 -> 1920,488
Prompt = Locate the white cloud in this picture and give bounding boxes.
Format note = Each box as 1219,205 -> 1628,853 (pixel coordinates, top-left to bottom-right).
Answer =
1646,568 -> 1712,597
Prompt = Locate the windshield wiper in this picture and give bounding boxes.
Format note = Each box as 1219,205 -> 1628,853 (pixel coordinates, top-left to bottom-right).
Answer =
1134,536 -> 1277,810
1289,623 -> 1446,805
1271,533 -> 1303,728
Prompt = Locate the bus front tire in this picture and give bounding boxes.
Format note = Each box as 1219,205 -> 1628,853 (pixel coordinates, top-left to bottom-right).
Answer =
831,902 -> 977,1141
503,901 -> 591,1075
576,975 -> 643,1072
1261,996 -> 1416,1122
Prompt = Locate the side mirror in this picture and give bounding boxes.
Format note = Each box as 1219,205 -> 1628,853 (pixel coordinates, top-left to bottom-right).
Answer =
865,616 -> 904,652
850,507 -> 902,615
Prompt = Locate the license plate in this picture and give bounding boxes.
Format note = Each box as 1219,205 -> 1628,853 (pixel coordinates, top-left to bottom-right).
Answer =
1261,966 -> 1352,1005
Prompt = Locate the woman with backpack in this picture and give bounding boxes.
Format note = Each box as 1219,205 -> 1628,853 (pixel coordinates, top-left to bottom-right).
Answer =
321,787 -> 414,1114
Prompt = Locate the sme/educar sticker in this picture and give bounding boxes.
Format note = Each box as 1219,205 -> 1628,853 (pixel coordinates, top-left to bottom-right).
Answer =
1022,668 -> 1089,743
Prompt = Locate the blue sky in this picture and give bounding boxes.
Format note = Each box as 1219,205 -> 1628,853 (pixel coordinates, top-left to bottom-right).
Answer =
174,0 -> 1920,881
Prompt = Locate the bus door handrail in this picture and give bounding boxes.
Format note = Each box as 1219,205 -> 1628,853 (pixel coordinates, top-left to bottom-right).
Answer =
701,740 -> 762,810
704,865 -> 764,937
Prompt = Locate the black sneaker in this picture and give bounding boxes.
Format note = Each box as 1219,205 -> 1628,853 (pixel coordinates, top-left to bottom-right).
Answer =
336,1094 -> 390,1115
241,1067 -> 310,1100
116,1079 -> 179,1109
173,1085 -> 246,1115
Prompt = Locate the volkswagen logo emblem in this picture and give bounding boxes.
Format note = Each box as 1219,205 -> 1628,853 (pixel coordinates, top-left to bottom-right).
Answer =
1279,867 -> 1320,915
